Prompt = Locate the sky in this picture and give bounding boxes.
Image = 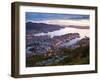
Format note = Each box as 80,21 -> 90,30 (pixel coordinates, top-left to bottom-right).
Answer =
25,12 -> 89,22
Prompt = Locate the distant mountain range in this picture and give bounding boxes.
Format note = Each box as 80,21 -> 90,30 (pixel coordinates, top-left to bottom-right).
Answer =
26,21 -> 89,34
26,22 -> 64,33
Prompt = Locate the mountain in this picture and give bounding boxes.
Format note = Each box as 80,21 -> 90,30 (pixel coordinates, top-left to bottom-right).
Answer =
29,19 -> 89,29
26,22 -> 64,33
